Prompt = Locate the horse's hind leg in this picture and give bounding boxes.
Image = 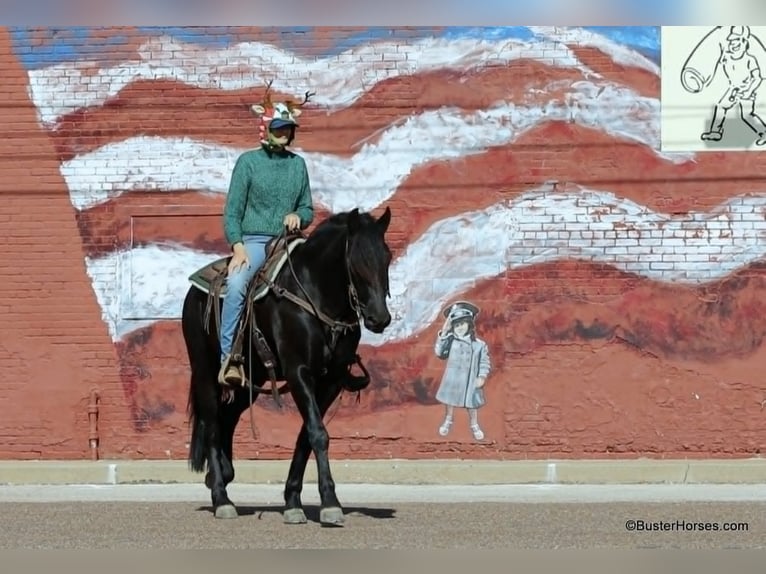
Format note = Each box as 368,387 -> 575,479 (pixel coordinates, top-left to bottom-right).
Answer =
205,391 -> 249,518
218,394 -> 249,487
190,380 -> 236,518
183,287 -> 248,519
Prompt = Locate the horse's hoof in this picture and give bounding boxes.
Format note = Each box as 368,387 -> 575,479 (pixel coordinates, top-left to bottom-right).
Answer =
214,504 -> 238,519
319,506 -> 345,526
283,508 -> 308,524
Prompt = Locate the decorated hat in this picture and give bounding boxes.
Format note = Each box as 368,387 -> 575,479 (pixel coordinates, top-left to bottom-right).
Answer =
442,300 -> 480,322
250,80 -> 315,146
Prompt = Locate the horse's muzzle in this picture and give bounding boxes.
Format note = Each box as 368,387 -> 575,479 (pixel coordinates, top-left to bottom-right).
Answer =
363,311 -> 391,333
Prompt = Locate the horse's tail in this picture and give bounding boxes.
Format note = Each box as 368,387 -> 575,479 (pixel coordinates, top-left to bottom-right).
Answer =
187,405 -> 207,473
182,287 -> 216,474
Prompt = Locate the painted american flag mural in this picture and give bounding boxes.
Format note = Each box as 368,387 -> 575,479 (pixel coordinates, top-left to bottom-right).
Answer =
11,26 -> 766,457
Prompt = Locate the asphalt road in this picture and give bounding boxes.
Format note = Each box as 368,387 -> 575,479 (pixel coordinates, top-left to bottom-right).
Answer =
1,484 -> 765,549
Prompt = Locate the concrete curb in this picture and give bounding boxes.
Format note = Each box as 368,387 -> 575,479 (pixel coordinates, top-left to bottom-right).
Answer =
2,458 -> 766,485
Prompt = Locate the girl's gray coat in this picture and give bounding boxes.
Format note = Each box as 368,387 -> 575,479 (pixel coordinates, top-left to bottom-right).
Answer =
434,331 -> 491,408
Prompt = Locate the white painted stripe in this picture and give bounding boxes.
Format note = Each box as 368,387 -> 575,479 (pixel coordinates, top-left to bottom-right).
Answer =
367,186 -> 766,345
27,34 -> 592,127
60,80 -> 692,212
84,243 -> 217,342
84,187 -> 766,342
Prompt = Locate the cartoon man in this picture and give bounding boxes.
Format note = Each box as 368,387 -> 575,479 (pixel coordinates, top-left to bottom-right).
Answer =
701,26 -> 766,145
433,300 -> 491,441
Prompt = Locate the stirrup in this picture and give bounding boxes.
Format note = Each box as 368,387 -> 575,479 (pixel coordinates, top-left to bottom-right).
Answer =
218,354 -> 244,386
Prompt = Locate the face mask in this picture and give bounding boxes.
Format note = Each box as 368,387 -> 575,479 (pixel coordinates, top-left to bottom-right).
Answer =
266,127 -> 291,148
252,101 -> 303,151
251,83 -> 314,147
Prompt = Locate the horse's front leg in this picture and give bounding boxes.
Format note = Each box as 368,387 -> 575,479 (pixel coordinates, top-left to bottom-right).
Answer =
283,378 -> 343,525
286,364 -> 345,526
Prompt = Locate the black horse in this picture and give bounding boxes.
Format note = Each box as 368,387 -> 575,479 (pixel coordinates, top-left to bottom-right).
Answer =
181,206 -> 393,526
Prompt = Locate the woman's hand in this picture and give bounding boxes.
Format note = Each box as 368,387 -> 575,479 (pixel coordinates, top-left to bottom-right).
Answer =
228,243 -> 249,274
283,212 -> 301,231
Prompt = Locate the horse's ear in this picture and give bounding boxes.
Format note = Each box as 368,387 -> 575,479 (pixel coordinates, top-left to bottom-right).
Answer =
377,206 -> 391,233
347,208 -> 360,232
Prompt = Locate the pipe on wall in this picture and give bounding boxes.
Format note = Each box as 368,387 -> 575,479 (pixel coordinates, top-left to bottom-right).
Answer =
88,388 -> 100,461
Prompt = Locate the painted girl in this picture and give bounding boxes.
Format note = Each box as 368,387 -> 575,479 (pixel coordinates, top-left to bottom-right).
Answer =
434,300 -> 491,441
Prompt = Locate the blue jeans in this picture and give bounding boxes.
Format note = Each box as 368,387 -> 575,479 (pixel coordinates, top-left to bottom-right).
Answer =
219,234 -> 272,362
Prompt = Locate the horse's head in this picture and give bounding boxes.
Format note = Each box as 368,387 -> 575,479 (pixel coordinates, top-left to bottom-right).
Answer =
345,206 -> 393,333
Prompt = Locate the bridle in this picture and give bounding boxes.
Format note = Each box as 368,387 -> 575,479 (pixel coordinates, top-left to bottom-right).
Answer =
275,228 -> 365,347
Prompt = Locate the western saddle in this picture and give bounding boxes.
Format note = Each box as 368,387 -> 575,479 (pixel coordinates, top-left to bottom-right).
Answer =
188,231 -> 307,406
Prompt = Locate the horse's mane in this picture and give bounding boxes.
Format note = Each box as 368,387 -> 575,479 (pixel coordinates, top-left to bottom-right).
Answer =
303,210 -> 388,291
312,212 -> 347,233
309,209 -> 377,237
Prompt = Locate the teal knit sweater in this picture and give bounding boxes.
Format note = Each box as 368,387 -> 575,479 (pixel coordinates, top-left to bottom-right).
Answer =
223,146 -> 314,245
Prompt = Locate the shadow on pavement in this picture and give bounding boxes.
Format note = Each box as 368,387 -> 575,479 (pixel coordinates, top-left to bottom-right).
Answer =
194,504 -> 397,522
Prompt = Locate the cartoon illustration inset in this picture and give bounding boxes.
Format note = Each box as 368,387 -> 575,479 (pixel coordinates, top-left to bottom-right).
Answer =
681,26 -> 766,146
433,301 -> 491,441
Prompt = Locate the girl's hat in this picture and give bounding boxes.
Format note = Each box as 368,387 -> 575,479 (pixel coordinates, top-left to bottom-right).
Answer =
443,300 -> 480,322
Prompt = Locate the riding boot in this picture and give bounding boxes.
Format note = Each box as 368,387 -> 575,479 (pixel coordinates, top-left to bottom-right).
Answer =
219,306 -> 250,387
218,353 -> 243,386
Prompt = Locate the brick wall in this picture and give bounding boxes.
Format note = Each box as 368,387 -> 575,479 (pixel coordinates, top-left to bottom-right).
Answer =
1,26 -> 765,461
0,29 -> 127,459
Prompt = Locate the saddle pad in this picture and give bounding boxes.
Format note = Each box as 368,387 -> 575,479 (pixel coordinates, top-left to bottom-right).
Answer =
188,238 -> 306,300
188,257 -> 229,295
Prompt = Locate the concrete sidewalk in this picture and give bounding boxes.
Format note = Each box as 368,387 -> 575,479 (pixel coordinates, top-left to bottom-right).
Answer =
3,483 -> 766,503
1,458 -> 766,485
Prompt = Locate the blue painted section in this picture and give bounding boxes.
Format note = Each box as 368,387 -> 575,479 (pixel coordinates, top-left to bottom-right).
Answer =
315,26 -> 657,62
135,25 -> 319,50
135,26 -> 250,46
317,28 -> 399,57
8,26 -> 316,69
9,27 -> 133,70
8,25 -> 661,70
581,26 -> 660,63
442,26 -> 537,41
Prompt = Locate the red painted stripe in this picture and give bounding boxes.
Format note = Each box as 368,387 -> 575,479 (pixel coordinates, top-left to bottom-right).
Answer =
48,62 -> 622,162
113,257 -> 766,421
569,45 -> 659,95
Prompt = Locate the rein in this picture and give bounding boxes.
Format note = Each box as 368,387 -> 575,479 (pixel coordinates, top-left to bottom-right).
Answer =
243,227 -> 369,416
280,231 -> 363,342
